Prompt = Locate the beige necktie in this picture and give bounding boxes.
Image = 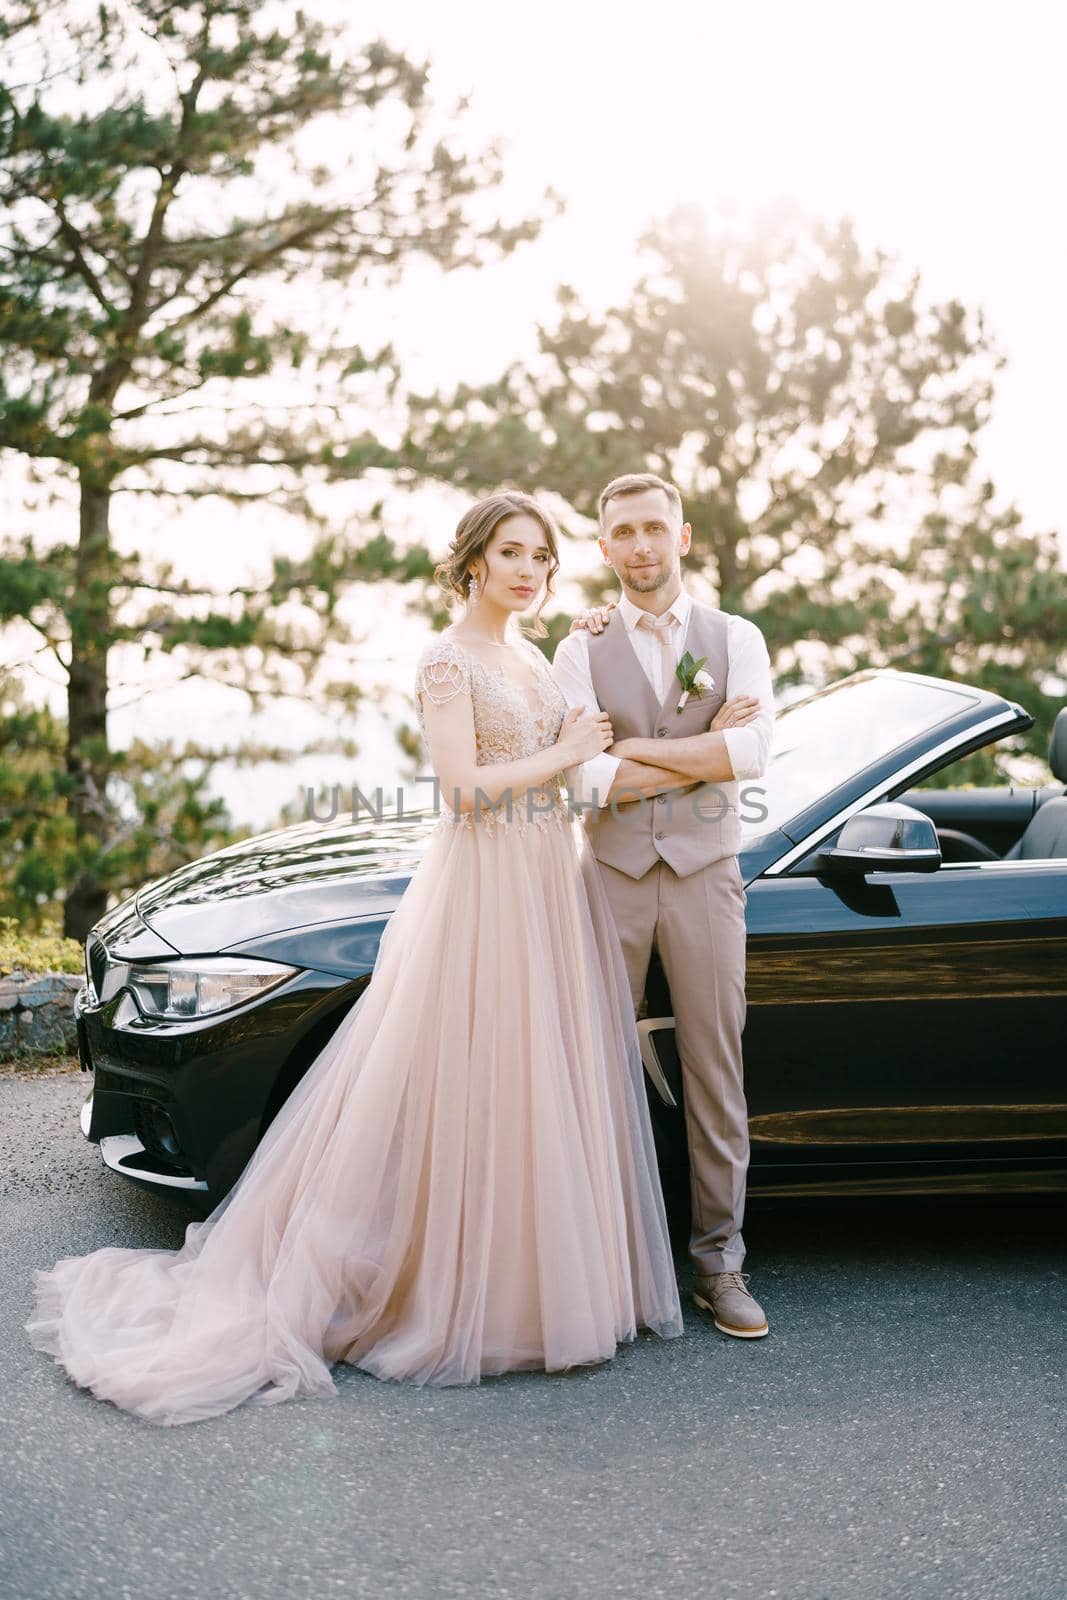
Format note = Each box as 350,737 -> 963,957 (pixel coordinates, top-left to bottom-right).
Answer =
636,610 -> 677,703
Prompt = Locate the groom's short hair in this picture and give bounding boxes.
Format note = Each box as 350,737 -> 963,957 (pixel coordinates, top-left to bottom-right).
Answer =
598,472 -> 684,528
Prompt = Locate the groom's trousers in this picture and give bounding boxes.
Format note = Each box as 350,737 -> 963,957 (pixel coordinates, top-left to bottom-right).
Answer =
595,852 -> 750,1276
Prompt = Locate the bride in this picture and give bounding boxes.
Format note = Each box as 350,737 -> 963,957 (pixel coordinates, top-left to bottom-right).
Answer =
25,490 -> 683,1425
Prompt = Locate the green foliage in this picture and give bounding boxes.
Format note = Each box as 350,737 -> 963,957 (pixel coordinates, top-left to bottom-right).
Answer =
0,675 -> 75,919
0,664 -> 241,926
0,915 -> 83,975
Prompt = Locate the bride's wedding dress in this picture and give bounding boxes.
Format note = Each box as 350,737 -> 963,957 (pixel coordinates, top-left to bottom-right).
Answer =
25,630 -> 682,1425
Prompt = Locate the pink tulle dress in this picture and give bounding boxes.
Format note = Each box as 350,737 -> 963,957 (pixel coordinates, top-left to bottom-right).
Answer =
25,629 -> 682,1424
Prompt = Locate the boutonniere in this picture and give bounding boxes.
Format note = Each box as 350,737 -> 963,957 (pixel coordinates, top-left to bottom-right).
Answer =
674,651 -> 715,713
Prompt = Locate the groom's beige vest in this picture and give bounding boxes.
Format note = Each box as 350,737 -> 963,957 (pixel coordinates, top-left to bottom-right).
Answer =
583,598 -> 739,879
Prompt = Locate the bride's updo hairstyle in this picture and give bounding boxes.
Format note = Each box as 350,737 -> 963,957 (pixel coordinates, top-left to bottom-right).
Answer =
433,491 -> 561,639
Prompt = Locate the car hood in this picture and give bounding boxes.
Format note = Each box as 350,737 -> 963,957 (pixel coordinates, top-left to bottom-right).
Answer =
100,804 -> 785,968
121,811 -> 436,956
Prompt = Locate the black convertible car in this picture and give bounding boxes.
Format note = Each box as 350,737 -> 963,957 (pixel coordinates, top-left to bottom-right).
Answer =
75,668 -> 1067,1209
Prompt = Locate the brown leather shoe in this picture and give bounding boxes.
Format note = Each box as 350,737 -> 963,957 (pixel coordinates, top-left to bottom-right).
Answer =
692,1270 -> 769,1338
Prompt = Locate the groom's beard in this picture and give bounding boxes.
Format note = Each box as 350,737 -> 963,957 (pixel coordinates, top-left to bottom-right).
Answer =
624,566 -> 674,594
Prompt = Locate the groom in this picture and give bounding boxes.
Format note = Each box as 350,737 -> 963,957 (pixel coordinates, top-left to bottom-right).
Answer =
551,472 -> 774,1339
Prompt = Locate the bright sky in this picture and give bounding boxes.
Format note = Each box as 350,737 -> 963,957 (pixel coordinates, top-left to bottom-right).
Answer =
364,0 -> 1066,536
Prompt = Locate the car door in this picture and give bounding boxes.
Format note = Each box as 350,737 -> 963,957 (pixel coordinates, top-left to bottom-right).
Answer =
739,848 -> 1067,1191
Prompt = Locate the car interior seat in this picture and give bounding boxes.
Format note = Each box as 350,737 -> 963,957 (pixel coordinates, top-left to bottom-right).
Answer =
1003,707 -> 1067,859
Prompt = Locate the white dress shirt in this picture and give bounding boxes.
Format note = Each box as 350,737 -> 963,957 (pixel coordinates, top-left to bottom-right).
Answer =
550,584 -> 775,808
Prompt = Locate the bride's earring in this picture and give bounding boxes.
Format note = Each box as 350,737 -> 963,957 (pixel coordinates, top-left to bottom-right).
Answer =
468,572 -> 479,603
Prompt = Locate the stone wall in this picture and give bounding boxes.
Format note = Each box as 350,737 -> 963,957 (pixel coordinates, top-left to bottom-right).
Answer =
0,971 -> 83,1057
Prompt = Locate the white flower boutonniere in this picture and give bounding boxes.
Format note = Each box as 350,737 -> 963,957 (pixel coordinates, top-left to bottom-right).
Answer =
674,651 -> 715,713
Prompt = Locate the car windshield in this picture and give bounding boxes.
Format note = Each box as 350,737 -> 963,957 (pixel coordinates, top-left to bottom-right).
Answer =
740,674 -> 981,844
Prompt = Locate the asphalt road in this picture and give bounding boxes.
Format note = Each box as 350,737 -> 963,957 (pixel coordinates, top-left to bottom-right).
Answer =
2,1066 -> 1064,1600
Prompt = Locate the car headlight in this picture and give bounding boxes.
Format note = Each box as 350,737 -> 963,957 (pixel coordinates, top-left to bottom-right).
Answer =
125,958 -> 299,1021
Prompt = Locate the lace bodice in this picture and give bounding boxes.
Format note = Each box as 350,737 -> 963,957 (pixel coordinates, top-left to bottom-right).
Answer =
414,631 -> 567,760
413,631 -> 570,832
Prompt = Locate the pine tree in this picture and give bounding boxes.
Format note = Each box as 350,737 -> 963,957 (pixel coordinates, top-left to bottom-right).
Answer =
403,202 -> 1067,779
0,0 -> 548,935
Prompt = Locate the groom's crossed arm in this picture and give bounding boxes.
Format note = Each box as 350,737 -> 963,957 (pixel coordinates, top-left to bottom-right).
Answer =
550,614 -> 775,807
550,633 -> 704,809
611,615 -> 775,787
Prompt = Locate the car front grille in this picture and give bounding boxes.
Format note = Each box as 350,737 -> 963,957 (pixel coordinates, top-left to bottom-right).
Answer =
87,935 -> 108,1000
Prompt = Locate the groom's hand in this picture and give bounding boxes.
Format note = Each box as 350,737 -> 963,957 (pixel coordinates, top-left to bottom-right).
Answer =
614,696 -> 759,756
711,695 -> 760,731
569,600 -> 617,635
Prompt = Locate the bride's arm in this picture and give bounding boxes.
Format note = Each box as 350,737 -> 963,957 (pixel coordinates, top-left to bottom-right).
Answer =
416,659 -> 590,813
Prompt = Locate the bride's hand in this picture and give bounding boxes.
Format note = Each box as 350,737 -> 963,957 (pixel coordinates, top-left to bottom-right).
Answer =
569,600 -> 617,635
555,706 -> 614,764
711,695 -> 760,731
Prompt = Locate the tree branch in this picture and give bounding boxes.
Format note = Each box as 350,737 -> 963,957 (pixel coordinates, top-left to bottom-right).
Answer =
43,196 -> 116,316
161,208 -> 350,330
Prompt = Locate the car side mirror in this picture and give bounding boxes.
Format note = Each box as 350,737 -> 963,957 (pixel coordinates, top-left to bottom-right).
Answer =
817,801 -> 942,876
